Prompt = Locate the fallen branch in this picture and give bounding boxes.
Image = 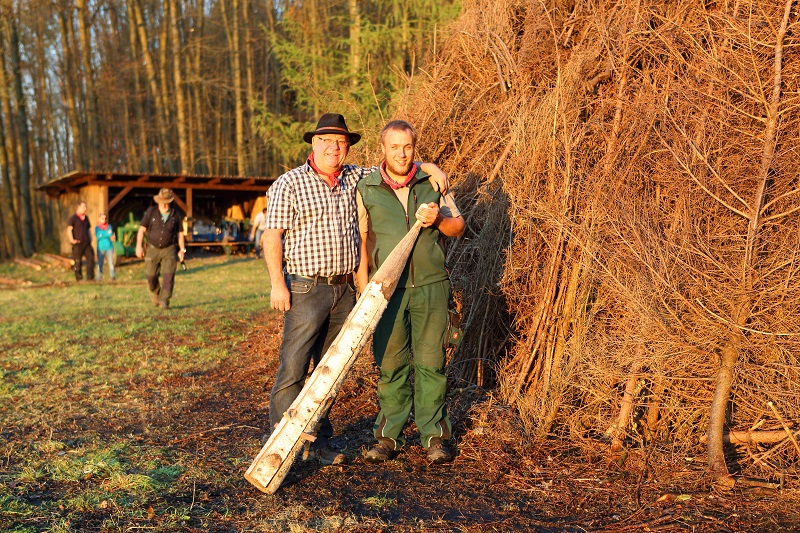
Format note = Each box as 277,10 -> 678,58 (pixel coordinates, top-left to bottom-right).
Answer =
14,258 -> 43,270
700,428 -> 800,445
767,401 -> 800,458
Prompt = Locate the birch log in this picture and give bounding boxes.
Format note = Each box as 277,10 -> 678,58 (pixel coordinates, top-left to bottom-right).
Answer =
245,221 -> 423,493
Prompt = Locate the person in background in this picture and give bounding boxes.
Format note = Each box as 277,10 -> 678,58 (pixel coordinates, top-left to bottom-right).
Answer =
135,189 -> 186,310
262,113 -> 449,466
66,200 -> 95,282
249,207 -> 267,258
94,213 -> 116,281
356,119 -> 465,464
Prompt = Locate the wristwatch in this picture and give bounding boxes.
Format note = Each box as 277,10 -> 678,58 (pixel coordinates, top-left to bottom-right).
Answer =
180,248 -> 186,253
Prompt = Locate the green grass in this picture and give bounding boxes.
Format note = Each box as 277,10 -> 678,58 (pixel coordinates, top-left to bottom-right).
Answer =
0,254 -> 273,532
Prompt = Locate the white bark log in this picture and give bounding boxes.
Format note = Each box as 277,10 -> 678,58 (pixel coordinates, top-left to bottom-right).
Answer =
245,221 -> 422,493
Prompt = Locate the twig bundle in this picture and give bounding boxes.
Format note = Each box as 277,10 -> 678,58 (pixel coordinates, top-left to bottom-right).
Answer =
398,0 -> 800,484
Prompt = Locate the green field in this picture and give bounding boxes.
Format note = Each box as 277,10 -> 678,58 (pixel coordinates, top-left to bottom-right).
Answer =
0,255 -> 292,532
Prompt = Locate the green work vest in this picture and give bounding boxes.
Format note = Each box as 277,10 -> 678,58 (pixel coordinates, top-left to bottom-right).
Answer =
357,168 -> 449,288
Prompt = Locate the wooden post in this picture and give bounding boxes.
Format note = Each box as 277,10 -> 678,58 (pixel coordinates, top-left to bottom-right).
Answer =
245,221 -> 423,493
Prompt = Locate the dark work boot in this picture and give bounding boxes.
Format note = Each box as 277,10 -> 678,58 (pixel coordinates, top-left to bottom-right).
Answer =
365,439 -> 397,463
426,438 -> 453,464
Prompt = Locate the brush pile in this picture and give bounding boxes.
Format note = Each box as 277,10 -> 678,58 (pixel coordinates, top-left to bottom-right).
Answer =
398,0 -> 800,486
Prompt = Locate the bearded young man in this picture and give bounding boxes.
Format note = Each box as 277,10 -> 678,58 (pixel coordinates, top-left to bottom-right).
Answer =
262,114 -> 449,465
356,120 -> 465,464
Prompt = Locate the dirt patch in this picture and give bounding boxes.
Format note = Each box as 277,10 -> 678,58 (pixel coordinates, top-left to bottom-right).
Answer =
12,310 -> 797,532
85,315 -> 794,532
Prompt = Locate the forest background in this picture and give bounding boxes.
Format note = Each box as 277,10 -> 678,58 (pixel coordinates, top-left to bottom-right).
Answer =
3,0 -> 800,492
0,0 -> 459,258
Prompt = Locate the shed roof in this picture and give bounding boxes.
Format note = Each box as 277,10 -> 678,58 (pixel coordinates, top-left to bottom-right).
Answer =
39,170 -> 274,197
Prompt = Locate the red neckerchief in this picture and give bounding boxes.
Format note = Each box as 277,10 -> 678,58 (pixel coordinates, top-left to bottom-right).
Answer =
308,152 -> 342,188
98,222 -> 109,230
76,213 -> 86,221
380,161 -> 416,190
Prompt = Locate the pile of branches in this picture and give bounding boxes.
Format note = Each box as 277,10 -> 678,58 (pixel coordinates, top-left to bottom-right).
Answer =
400,0 -> 800,487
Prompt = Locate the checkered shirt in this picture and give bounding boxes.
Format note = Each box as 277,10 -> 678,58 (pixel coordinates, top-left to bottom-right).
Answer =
265,161 -> 377,277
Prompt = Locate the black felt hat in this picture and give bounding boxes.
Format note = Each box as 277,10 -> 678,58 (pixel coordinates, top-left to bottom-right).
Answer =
303,113 -> 361,145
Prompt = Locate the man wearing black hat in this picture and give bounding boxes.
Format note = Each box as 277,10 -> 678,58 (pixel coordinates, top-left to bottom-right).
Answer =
136,188 -> 186,310
262,113 -> 448,465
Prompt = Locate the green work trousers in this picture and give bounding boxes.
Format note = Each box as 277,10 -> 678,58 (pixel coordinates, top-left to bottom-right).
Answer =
372,279 -> 452,449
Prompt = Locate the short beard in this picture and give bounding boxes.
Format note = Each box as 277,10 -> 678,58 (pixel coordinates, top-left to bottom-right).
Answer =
385,160 -> 414,177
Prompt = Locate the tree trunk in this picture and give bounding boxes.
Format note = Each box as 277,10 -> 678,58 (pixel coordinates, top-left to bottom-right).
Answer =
8,16 -> 34,256
157,0 -> 174,170
125,0 -> 147,171
0,102 -> 22,257
0,31 -> 22,256
308,0 -> 321,117
348,0 -> 361,90
242,0 -> 258,172
169,0 -> 190,173
57,6 -> 84,169
130,0 -> 170,172
706,0 -> 793,486
76,0 -> 100,166
220,0 -> 246,174
191,0 -> 208,174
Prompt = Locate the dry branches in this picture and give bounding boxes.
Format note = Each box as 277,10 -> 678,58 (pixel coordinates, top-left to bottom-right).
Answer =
400,0 -> 800,486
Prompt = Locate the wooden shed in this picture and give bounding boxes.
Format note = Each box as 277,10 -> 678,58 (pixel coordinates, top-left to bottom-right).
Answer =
40,171 -> 274,255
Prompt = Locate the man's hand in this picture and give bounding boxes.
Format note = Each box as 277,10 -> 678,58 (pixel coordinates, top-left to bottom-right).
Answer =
415,202 -> 440,228
270,283 -> 291,312
135,227 -> 146,259
419,163 -> 449,194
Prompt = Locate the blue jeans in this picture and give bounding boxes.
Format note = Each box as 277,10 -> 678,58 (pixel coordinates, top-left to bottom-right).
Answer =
254,228 -> 264,257
97,249 -> 116,280
269,276 -> 356,445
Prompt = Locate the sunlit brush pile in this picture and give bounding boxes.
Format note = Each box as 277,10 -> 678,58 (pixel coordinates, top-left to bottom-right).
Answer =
397,0 -> 800,487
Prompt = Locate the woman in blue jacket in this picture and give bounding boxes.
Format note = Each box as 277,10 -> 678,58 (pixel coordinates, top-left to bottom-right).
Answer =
95,213 -> 116,281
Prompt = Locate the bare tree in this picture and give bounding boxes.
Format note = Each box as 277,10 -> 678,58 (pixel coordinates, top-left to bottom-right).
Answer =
7,13 -> 34,255
170,0 -> 190,173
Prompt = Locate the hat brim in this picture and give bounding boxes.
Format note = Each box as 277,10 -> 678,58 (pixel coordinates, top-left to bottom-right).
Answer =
303,129 -> 361,145
154,195 -> 174,203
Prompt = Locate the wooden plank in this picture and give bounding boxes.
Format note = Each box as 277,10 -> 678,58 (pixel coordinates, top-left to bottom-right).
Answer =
245,221 -> 423,494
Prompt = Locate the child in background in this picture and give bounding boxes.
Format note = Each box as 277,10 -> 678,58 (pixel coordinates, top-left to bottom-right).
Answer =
95,213 -> 116,281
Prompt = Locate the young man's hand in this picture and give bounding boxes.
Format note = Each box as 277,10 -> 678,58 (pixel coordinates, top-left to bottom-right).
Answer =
415,202 -> 440,228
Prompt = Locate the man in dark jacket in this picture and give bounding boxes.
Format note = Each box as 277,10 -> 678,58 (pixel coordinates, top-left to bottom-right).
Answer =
66,200 -> 95,282
135,188 -> 186,309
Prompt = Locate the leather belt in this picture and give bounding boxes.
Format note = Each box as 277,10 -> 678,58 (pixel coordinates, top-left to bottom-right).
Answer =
287,273 -> 354,285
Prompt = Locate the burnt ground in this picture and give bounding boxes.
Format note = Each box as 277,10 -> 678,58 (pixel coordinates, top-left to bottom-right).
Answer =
27,310 -> 800,532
